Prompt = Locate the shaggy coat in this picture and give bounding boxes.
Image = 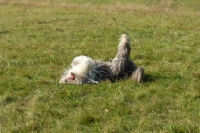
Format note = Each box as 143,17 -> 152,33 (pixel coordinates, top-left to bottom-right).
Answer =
59,34 -> 144,85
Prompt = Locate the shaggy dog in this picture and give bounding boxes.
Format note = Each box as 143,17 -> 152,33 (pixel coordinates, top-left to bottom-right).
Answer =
59,34 -> 144,85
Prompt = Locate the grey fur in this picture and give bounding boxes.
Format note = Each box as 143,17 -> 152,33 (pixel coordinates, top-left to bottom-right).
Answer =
93,34 -> 144,82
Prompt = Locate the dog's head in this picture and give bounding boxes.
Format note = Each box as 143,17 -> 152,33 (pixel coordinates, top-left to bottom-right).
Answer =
59,71 -> 83,85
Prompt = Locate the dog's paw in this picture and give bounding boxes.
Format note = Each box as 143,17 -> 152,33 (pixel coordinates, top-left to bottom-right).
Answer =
93,81 -> 99,84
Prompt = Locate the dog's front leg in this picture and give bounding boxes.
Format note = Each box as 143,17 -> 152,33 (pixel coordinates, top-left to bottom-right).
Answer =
84,77 -> 99,84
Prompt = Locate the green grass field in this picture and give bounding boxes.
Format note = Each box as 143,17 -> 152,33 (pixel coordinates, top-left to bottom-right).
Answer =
0,0 -> 200,132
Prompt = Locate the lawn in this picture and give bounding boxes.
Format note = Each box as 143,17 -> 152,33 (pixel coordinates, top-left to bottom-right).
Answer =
0,0 -> 200,132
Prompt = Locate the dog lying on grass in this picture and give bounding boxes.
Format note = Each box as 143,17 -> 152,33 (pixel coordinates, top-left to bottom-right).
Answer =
59,34 -> 144,85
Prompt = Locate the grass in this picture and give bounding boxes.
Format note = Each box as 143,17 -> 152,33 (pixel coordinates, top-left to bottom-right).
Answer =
0,0 -> 200,132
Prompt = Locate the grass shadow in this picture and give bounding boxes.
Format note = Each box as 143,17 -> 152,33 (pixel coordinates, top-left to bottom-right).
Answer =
143,73 -> 158,83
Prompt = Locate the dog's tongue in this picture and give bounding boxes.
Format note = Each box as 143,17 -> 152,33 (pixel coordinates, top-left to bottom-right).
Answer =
70,72 -> 75,80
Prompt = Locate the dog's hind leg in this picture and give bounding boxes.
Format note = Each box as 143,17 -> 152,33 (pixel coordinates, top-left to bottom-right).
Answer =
110,34 -> 136,79
116,34 -> 131,59
131,66 -> 144,83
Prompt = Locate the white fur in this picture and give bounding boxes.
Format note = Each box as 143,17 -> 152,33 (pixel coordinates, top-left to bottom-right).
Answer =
59,56 -> 98,85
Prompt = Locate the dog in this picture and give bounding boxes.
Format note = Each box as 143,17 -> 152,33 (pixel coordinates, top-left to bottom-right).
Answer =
59,34 -> 144,85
